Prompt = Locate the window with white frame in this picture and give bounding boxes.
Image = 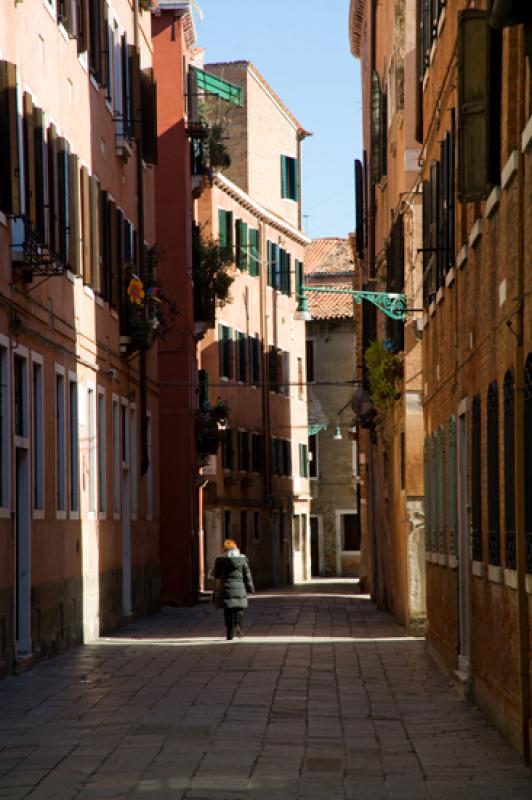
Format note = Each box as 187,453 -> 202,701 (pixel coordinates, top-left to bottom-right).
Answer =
14,354 -> 28,440
98,390 -> 106,515
146,412 -> 153,518
130,405 -> 137,516
69,378 -> 79,514
32,359 -> 44,512
56,369 -> 66,513
341,513 -> 361,552
0,343 -> 9,509
112,397 -> 120,515
121,402 -> 128,467
87,386 -> 96,515
113,18 -> 123,123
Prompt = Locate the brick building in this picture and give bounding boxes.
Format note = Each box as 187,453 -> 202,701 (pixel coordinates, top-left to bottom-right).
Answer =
0,0 -> 160,674
415,0 -> 532,758
196,61 -> 312,587
349,0 -> 426,631
304,238 -> 365,578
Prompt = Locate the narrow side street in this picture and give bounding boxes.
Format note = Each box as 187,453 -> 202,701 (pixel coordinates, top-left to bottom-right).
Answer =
0,581 -> 530,800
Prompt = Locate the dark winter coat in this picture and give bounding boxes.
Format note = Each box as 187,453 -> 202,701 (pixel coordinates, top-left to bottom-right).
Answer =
213,549 -> 254,610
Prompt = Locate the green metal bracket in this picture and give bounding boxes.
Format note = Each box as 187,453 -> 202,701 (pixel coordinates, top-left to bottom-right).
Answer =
298,285 -> 408,321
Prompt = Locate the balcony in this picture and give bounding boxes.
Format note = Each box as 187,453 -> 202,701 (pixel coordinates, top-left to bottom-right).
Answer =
11,215 -> 65,280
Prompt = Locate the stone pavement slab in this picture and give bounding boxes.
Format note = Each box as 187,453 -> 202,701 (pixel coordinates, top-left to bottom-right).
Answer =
0,580 -> 530,799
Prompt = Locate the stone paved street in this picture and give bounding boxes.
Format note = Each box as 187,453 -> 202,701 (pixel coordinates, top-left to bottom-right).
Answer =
0,580 -> 531,800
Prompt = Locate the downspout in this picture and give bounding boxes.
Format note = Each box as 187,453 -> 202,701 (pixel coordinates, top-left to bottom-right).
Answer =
259,220 -> 272,516
133,2 -> 149,475
514,46 -> 530,764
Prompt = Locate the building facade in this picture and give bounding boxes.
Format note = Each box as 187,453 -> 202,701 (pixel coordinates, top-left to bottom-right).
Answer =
196,61 -> 312,587
349,0 -> 426,631
416,0 -> 532,758
0,0 -> 160,675
304,238 -> 364,578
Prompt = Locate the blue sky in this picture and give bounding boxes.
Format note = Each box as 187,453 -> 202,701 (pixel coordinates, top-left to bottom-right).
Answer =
193,0 -> 363,240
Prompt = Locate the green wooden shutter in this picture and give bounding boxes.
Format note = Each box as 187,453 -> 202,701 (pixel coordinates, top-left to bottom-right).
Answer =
272,243 -> 279,289
457,10 -> 492,201
249,228 -> 258,276
286,253 -> 292,295
281,155 -> 288,198
267,240 -> 273,286
218,209 -> 227,249
295,259 -> 304,297
290,157 -> 299,201
371,70 -> 382,184
423,438 -> 431,553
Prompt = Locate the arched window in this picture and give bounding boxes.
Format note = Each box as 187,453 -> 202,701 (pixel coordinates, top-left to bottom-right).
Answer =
487,381 -> 500,566
525,355 -> 532,573
503,369 -> 515,569
471,395 -> 482,562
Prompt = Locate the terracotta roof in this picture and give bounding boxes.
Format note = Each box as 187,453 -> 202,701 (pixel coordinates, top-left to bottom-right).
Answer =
205,60 -> 311,138
307,283 -> 355,320
305,238 -> 355,277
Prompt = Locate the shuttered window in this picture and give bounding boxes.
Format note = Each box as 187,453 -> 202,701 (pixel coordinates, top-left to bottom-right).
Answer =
236,332 -> 247,383
504,369 -> 516,569
23,93 -> 37,227
68,152 -> 80,274
34,108 -> 46,242
0,61 -> 21,215
89,174 -> 101,293
436,426 -> 445,554
250,336 -> 261,386
299,443 -> 308,478
141,67 -> 157,164
222,429 -> 233,470
280,249 -> 291,295
80,167 -> 91,285
295,259 -> 304,299
218,209 -> 233,255
371,70 -> 382,184
471,394 -> 482,561
281,155 -> 298,201
457,10 -> 500,202
218,324 -> 233,379
251,433 -> 263,472
430,432 -> 438,553
57,137 -> 70,264
88,0 -> 103,82
248,228 -> 260,277
423,437 -> 432,552
386,215 -> 404,352
487,381 -> 501,566
524,355 -> 532,573
47,124 -> 59,252
448,416 -> 457,557
282,440 -> 292,476
267,241 -> 280,289
236,220 -> 248,270
354,159 -> 365,258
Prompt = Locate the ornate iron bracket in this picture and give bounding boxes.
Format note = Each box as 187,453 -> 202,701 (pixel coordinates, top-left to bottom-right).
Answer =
300,284 -> 408,321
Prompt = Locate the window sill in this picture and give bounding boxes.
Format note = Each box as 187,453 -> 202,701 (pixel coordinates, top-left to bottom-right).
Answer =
487,564 -> 501,583
445,267 -> 455,289
447,554 -> 457,569
56,510 -> 67,521
110,308 -> 119,320
32,509 -> 45,520
0,507 -> 11,519
437,553 -> 446,566
0,211 -> 7,227
457,245 -> 468,269
436,287 -> 444,305
472,560 -> 484,578
84,285 -> 94,300
522,114 -> 532,152
485,185 -> 501,219
501,150 -> 519,190
468,218 -> 483,249
504,568 -> 517,589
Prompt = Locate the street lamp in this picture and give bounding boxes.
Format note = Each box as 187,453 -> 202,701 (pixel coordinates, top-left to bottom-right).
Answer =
294,284 -> 409,321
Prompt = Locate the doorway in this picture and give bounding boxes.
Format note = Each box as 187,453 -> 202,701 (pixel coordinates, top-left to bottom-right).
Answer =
457,402 -> 470,680
15,447 -> 31,656
310,516 -> 320,576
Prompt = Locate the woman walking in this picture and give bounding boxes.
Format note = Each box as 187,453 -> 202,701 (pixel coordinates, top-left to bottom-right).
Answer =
213,539 -> 255,640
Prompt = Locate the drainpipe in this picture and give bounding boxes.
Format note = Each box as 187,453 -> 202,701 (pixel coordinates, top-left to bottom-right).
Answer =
133,2 -> 149,475
259,219 -> 272,521
513,46 -> 530,765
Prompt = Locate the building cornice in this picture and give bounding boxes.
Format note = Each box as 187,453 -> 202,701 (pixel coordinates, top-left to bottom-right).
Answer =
213,174 -> 311,247
154,1 -> 196,47
349,0 -> 366,58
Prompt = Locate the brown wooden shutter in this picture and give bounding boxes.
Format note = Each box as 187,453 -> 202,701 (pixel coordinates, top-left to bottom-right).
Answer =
57,137 -> 68,262
100,191 -> 110,299
33,107 -> 46,241
354,159 -> 364,259
100,0 -> 110,94
68,153 -> 80,274
140,68 -> 157,164
47,124 -> 59,251
457,10 -> 491,202
89,174 -> 100,291
80,166 -> 91,284
110,206 -> 122,312
107,198 -> 117,308
78,0 -> 89,54
128,45 -> 141,139
88,0 -> 102,81
0,61 -> 21,215
23,92 -> 37,226
370,70 -> 382,184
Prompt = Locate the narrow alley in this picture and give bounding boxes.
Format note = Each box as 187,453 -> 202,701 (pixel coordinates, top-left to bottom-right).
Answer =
0,581 -> 530,800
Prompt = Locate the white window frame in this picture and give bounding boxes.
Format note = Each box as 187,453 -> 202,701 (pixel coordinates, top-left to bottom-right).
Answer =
146,410 -> 153,520
120,397 -> 129,469
129,402 -> 137,518
68,372 -> 80,519
55,364 -> 66,519
0,335 -> 10,517
112,394 -> 120,518
336,509 -> 361,565
97,386 -> 107,519
86,381 -> 97,520
31,353 -> 45,519
13,346 -> 29,449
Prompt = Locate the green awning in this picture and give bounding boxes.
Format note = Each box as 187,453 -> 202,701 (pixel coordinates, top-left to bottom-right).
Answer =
191,67 -> 243,107
309,424 -> 328,436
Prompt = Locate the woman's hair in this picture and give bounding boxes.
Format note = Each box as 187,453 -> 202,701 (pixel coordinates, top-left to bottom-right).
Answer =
223,538 -> 238,551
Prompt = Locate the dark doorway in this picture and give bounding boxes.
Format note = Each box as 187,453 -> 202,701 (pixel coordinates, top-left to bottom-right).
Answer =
310,516 -> 320,576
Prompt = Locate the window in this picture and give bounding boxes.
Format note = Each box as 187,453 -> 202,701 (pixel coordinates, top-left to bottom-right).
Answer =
56,370 -> 66,513
299,443 -> 308,478
487,382 -> 500,565
298,357 -> 304,400
254,510 -> 260,541
436,426 -> 445,554
146,411 -> 153,519
341,513 -> 361,552
121,403 -> 128,467
236,219 -> 248,270
32,360 -> 44,512
251,433 -> 263,472
471,395 -> 482,561
222,429 -> 233,470
295,259 -> 304,299
271,438 -> 281,476
306,339 -> 315,383
281,154 -> 298,201
423,437 -> 433,552
112,397 -> 120,515
130,405 -> 137,516
0,344 -> 9,509
249,228 -> 260,277
218,324 -> 233,379
309,433 -> 318,479
218,209 -> 233,255
250,336 -> 261,387
14,355 -> 27,440
282,440 -> 292,477
279,249 -> 291,295
236,332 -> 248,383
87,385 -> 96,515
98,390 -> 106,516
238,431 -> 250,472
68,379 -> 79,515
504,370 -> 515,569
524,355 -> 532,572
267,241 -> 280,289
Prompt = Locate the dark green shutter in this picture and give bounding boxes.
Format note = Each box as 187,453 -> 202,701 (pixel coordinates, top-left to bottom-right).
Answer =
295,259 -> 304,297
249,228 -> 259,276
371,70 -> 382,184
290,158 -> 299,201
281,155 -> 288,198
267,240 -> 273,286
457,10 -> 492,201
218,209 -> 227,249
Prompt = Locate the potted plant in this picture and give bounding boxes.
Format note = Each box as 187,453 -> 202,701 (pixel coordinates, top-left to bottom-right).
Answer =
364,340 -> 403,431
192,225 -> 234,328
